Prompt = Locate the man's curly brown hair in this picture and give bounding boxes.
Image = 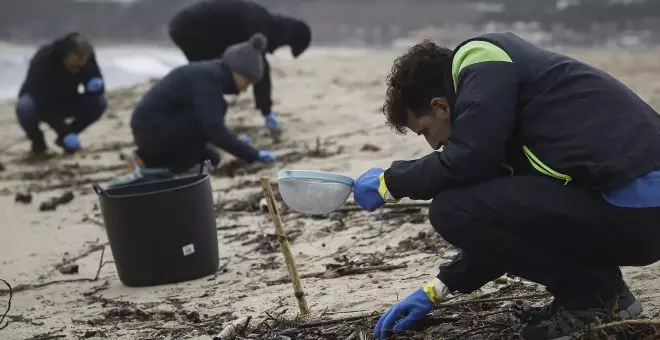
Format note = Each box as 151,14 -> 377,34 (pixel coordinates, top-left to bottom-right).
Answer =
383,40 -> 453,134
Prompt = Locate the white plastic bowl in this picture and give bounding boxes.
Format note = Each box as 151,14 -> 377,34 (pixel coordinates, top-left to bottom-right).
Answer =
277,170 -> 354,215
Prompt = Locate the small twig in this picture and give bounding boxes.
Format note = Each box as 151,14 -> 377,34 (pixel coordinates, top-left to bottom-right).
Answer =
217,224 -> 249,231
437,292 -> 550,308
54,242 -> 108,272
23,328 -> 66,340
336,202 -> 431,213
587,318 -> 660,332
25,335 -> 67,340
218,261 -> 230,272
322,310 -> 369,315
265,264 -> 407,286
83,213 -> 105,227
296,313 -> 380,329
0,279 -> 12,330
1,246 -> 107,295
93,247 -> 106,280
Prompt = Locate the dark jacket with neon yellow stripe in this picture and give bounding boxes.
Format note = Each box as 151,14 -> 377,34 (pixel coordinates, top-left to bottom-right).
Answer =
383,32 -> 660,200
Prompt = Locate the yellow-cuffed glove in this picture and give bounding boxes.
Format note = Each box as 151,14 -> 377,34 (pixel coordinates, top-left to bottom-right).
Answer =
373,278 -> 450,339
354,168 -> 400,211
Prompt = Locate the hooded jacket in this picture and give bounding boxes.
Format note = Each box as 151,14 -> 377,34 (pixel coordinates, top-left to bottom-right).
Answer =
167,0 -> 311,115
383,32 -> 660,200
19,32 -> 104,118
130,60 -> 260,163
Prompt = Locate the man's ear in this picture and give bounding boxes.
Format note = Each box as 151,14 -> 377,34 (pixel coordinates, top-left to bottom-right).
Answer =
430,97 -> 450,115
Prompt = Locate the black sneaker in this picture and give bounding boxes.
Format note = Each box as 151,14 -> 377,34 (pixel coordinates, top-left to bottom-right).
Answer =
519,286 -> 643,340
514,299 -> 561,325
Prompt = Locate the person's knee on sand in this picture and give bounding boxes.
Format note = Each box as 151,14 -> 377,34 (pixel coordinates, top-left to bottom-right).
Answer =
15,95 -> 42,142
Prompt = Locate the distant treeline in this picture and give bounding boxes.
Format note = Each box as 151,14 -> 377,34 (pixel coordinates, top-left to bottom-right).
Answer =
483,0 -> 660,32
0,0 -> 659,45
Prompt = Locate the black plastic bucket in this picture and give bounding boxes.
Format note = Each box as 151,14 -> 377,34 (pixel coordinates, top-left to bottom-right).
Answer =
93,163 -> 219,287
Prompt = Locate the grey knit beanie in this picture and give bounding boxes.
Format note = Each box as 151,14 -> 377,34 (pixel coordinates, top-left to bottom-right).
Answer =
223,33 -> 268,84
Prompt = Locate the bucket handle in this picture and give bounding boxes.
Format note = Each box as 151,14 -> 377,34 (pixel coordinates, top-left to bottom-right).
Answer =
92,183 -> 107,196
199,159 -> 212,176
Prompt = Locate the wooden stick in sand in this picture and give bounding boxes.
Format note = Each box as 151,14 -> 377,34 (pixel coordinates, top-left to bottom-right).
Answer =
260,177 -> 310,316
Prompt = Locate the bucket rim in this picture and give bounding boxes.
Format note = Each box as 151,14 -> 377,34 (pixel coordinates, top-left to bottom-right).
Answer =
101,173 -> 211,198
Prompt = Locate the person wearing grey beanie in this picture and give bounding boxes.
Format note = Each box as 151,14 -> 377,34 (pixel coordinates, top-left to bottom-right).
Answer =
223,33 -> 268,86
125,35 -> 277,181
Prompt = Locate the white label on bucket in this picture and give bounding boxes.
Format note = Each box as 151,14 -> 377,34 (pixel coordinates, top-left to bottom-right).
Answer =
182,244 -> 195,256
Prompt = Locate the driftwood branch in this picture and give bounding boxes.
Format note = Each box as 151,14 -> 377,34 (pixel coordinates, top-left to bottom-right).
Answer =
260,177 -> 309,316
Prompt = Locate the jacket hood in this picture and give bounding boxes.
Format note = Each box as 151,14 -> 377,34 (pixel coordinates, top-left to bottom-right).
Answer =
269,15 -> 311,58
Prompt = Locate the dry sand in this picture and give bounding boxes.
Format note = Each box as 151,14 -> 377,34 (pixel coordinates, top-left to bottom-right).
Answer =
0,47 -> 659,340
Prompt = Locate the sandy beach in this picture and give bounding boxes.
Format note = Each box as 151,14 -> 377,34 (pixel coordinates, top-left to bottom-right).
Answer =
0,46 -> 659,340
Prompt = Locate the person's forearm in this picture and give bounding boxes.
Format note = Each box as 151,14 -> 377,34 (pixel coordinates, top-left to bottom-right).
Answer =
253,56 -> 272,116
208,128 -> 260,163
383,152 -> 447,200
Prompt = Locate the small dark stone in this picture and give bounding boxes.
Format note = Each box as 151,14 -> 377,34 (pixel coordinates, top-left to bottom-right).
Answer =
58,191 -> 74,204
15,192 -> 32,204
58,264 -> 79,275
39,201 -> 57,211
0,162 -> 5,172
83,330 -> 106,338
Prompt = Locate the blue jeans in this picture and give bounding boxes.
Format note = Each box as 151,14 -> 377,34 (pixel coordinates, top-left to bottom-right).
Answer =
15,94 -> 107,144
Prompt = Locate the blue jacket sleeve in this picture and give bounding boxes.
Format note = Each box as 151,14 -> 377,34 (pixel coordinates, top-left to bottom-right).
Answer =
187,69 -> 260,162
383,44 -> 519,200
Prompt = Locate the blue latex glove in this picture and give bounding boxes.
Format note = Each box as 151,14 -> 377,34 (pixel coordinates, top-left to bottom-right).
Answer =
239,135 -> 253,144
373,288 -> 435,339
354,167 -> 391,211
264,112 -> 281,133
258,150 -> 276,163
86,77 -> 104,93
62,133 -> 81,151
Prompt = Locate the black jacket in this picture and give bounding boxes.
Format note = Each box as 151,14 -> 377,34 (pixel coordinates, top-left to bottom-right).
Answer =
168,0 -> 310,57
19,33 -> 104,117
167,0 -> 311,115
130,60 -> 260,163
384,32 -> 660,200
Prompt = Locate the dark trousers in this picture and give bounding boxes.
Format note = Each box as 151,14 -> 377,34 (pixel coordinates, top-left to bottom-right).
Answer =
15,94 -> 107,143
132,117 -> 221,174
169,29 -> 273,115
429,176 -> 660,308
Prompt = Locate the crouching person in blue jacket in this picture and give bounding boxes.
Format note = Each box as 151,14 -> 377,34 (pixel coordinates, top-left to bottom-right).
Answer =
16,32 -> 107,155
128,33 -> 276,176
354,33 -> 660,340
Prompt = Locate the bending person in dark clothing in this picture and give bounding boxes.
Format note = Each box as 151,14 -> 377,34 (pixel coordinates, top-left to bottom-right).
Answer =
352,33 -> 660,340
16,32 -> 107,155
168,0 -> 312,136
129,33 -> 276,176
